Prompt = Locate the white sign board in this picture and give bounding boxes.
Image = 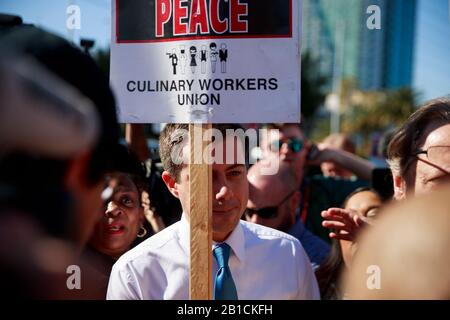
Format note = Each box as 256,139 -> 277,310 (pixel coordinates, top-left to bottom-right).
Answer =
111,0 -> 301,123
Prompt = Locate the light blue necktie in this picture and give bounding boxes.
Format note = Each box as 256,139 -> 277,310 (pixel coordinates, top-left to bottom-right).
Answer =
213,243 -> 238,300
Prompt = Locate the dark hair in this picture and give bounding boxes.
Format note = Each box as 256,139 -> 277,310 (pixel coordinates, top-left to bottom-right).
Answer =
108,144 -> 148,202
342,187 -> 382,208
387,98 -> 450,177
159,124 -> 247,181
315,239 -> 344,300
159,124 -> 189,182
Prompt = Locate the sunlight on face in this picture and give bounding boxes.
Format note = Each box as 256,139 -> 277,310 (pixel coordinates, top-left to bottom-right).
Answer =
408,123 -> 450,196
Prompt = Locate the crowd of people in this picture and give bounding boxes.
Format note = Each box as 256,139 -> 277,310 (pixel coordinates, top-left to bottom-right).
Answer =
0,16 -> 449,300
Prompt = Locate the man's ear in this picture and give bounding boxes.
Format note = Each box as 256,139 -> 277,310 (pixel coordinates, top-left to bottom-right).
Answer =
162,171 -> 180,199
64,150 -> 92,191
392,172 -> 407,200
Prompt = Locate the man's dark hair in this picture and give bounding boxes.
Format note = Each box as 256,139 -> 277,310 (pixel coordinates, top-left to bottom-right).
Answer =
341,187 -> 383,208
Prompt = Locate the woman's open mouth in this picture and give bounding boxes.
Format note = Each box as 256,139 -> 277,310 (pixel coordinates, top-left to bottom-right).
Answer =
106,224 -> 125,235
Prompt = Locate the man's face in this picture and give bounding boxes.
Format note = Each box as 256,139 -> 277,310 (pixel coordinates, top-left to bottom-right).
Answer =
212,162 -> 248,242
246,186 -> 297,232
265,126 -> 306,163
404,123 -> 450,196
169,136 -> 248,242
264,126 -> 309,184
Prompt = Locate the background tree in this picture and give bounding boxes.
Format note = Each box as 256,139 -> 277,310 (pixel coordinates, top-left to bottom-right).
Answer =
341,87 -> 419,155
93,47 -> 110,79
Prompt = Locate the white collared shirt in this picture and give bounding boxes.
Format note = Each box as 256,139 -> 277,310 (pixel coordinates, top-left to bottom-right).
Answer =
107,214 -> 320,300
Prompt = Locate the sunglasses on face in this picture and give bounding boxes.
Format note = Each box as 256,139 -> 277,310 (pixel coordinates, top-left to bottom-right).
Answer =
270,138 -> 304,153
245,189 -> 297,219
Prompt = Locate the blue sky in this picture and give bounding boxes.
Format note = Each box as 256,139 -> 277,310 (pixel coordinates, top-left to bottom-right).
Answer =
413,0 -> 450,102
0,0 -> 448,102
0,0 -> 111,49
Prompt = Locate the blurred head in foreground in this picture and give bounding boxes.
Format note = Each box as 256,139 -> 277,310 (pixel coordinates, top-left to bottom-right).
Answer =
343,185 -> 450,299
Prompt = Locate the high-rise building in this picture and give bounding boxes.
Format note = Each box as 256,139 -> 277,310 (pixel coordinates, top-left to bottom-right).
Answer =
359,0 -> 387,90
302,0 -> 334,79
302,0 -> 417,91
384,0 -> 416,88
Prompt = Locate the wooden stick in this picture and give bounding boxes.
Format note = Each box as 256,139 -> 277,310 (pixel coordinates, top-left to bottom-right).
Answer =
189,123 -> 212,300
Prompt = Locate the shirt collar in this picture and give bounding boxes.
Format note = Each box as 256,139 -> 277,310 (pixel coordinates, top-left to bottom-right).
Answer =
213,221 -> 245,264
179,213 -> 246,263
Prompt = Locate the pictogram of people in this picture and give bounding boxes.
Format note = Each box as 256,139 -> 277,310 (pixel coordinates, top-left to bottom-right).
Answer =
200,45 -> 207,74
189,46 -> 197,74
209,42 -> 218,73
179,45 -> 187,75
166,48 -> 178,75
219,43 -> 228,73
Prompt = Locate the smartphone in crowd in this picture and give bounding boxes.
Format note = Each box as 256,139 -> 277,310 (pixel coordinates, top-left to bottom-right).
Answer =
307,143 -> 320,161
371,168 -> 394,201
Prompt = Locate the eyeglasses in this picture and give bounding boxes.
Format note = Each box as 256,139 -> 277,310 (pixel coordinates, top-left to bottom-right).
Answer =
245,189 -> 297,219
412,145 -> 450,174
270,138 -> 304,153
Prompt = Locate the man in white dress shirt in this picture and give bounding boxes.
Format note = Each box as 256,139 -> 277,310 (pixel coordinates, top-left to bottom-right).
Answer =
107,124 -> 320,300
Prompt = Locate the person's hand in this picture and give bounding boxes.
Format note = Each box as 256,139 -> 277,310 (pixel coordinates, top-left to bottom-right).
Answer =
308,145 -> 374,180
321,208 -> 372,242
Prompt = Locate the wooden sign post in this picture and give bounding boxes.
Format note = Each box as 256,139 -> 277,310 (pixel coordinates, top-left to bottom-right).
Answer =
189,123 -> 213,299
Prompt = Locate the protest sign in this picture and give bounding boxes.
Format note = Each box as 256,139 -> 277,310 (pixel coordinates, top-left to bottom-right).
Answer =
111,0 -> 300,123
